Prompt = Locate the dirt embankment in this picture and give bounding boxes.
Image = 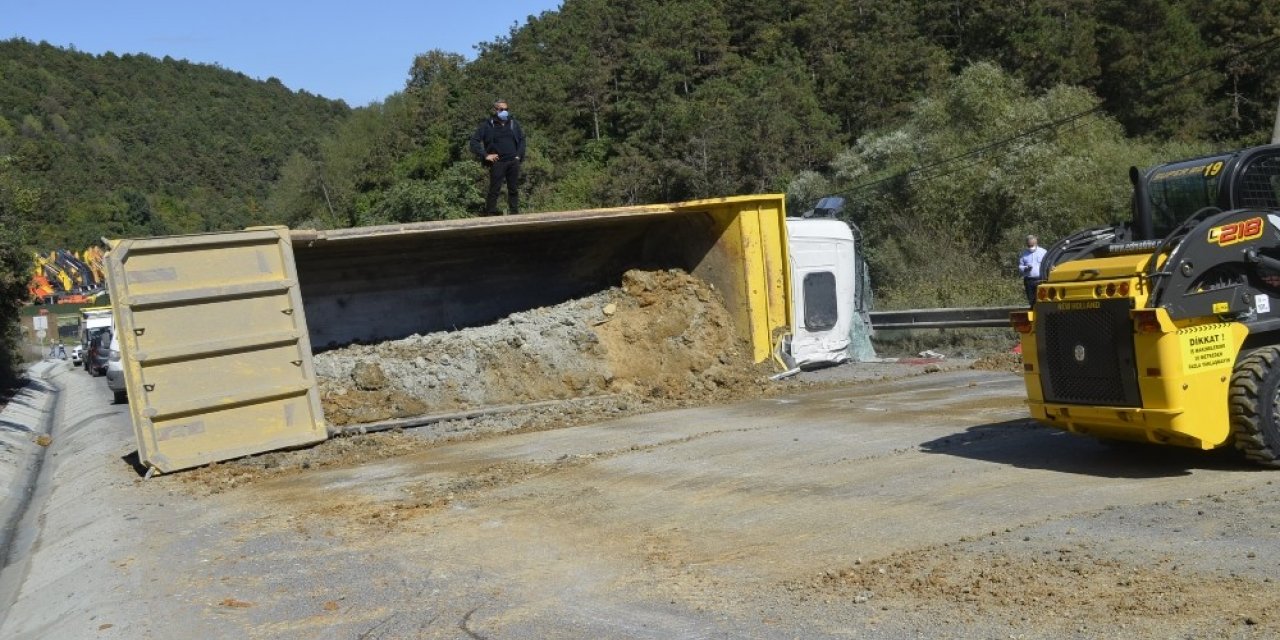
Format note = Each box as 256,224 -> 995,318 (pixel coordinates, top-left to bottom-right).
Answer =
313,269 -> 765,426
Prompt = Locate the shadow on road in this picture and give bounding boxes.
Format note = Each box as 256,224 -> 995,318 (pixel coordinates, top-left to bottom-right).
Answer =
121,451 -> 148,478
0,419 -> 33,434
0,379 -> 54,413
920,419 -> 1260,478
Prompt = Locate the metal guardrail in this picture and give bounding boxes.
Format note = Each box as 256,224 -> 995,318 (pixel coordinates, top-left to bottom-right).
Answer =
868,306 -> 1023,330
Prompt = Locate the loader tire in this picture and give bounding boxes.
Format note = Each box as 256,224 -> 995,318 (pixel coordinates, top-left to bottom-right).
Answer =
1228,347 -> 1280,467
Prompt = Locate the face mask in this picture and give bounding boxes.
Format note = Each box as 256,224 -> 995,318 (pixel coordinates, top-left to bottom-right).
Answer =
497,110 -> 510,121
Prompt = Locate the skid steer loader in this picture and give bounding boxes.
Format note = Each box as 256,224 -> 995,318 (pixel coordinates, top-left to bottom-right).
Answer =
1013,144 -> 1280,465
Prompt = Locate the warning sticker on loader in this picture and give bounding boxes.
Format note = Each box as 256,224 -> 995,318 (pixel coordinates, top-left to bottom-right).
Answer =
1178,324 -> 1233,375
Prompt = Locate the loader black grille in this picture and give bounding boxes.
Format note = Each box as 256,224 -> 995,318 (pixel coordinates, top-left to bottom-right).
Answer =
1238,155 -> 1280,208
1037,298 -> 1142,406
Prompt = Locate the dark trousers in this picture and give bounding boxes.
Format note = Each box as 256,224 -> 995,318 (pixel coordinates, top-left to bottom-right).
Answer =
484,159 -> 520,215
1024,277 -> 1040,306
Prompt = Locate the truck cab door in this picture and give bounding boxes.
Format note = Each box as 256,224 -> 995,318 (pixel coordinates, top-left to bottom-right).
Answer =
785,219 -> 857,368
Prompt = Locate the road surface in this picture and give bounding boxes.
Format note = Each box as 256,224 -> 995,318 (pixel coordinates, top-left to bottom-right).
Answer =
1,363 -> 1277,639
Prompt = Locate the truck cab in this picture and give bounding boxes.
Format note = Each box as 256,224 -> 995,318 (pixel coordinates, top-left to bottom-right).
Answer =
783,197 -> 874,369
79,306 -> 114,375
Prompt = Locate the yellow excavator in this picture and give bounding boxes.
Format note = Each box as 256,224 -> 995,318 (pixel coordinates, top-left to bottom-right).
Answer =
1014,144 -> 1280,465
35,253 -> 74,293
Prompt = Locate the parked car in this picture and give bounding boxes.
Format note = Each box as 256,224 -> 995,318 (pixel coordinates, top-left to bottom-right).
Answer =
86,329 -> 111,377
70,344 -> 84,366
105,332 -> 126,404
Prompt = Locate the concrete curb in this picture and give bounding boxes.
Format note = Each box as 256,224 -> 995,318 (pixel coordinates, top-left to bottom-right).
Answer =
0,361 -> 62,568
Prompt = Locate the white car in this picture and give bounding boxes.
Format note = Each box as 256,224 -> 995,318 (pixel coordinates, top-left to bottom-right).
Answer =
70,344 -> 84,366
105,333 -> 127,404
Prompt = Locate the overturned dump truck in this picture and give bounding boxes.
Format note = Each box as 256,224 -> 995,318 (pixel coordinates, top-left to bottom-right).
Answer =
106,195 -> 867,473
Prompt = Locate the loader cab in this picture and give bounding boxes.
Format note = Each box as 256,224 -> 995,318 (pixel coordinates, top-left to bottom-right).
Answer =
1140,145 -> 1280,239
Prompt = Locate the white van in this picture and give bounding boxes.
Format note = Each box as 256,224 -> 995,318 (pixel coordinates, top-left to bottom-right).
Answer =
105,332 -> 126,404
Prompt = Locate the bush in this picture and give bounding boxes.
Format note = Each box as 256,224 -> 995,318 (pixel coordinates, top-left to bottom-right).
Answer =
829,63 -> 1210,309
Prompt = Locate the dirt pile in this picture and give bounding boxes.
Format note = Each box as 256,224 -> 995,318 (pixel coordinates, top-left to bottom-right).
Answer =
970,351 -> 1022,373
313,269 -> 762,426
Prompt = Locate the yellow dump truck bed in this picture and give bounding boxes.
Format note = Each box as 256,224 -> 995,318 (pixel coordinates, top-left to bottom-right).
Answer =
107,195 -> 793,473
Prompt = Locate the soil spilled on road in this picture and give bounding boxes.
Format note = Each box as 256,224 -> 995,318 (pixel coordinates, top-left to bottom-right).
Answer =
312,268 -> 762,426
175,268 -> 982,495
180,269 -> 777,493
796,540 -> 1276,637
970,351 -> 1021,373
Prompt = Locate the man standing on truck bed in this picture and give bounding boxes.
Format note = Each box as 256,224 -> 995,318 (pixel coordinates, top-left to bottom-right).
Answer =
469,99 -> 526,216
1019,234 -> 1047,306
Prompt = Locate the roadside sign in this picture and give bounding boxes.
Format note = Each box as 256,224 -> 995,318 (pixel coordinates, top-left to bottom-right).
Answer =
32,316 -> 48,331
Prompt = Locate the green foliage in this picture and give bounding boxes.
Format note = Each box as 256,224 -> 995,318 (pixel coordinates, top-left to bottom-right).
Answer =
281,0 -> 1278,231
934,0 -> 1102,89
1184,0 -> 1280,143
4,0 -> 1280,328
833,64 -> 1211,308
0,38 -> 349,247
354,161 -> 480,225
0,155 -> 32,386
1095,0 -> 1217,140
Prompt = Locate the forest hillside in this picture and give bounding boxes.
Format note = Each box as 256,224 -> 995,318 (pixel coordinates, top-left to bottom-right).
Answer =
3,0 -> 1280,381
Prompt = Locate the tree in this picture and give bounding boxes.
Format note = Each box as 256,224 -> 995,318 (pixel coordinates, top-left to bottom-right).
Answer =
1094,0 -> 1216,140
355,162 -> 480,225
831,63 -> 1207,307
796,1 -> 952,136
925,0 -> 1101,90
0,38 -> 349,247
0,154 -> 34,386
1184,0 -> 1280,143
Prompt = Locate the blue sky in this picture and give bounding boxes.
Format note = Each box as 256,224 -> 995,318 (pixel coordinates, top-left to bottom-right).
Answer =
5,0 -> 564,106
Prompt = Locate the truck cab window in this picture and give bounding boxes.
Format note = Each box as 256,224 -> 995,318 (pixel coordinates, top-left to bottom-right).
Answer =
803,271 -> 838,332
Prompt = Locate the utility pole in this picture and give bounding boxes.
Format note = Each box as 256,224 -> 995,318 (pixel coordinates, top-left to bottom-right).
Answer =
1273,92 -> 1280,144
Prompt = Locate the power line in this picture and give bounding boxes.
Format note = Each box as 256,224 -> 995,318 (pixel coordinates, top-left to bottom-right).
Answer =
835,107 -> 1102,197
818,32 -> 1280,206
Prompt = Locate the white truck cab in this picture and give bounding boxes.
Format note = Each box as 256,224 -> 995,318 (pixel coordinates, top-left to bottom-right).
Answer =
784,198 -> 874,369
79,306 -> 114,347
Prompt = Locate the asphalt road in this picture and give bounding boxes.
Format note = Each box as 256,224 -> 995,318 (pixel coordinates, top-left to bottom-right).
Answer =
1,365 -> 1278,639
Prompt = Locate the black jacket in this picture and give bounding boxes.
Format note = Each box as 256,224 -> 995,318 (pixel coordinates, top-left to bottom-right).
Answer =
469,117 -> 526,163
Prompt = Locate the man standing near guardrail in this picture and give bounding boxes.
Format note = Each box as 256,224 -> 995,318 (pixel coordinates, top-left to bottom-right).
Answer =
469,99 -> 526,216
1019,234 -> 1047,306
